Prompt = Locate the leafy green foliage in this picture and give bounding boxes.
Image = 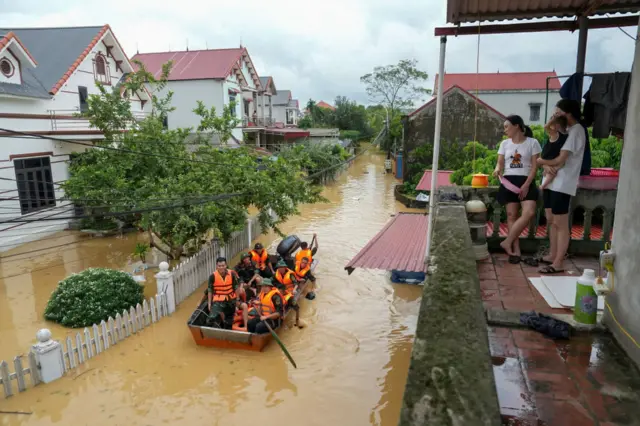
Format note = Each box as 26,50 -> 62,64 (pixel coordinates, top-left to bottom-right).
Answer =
62,61 -> 323,259
360,59 -> 430,152
278,143 -> 352,184
44,268 -> 144,328
133,243 -> 149,263
340,130 -> 361,141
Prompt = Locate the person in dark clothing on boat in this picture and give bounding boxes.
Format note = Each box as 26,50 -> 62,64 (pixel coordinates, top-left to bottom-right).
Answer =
207,257 -> 244,329
247,278 -> 284,334
235,252 -> 260,300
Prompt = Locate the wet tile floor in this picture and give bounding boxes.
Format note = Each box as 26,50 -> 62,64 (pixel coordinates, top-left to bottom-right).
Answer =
478,253 -> 601,314
490,327 -> 640,425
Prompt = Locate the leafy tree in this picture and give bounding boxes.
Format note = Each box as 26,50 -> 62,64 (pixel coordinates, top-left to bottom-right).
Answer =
62,61 -> 323,259
360,59 -> 430,114
298,115 -> 313,129
360,59 -> 430,152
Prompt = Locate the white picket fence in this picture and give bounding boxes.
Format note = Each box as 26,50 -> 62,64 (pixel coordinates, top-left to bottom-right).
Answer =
0,292 -> 168,399
172,214 -> 274,305
0,353 -> 40,398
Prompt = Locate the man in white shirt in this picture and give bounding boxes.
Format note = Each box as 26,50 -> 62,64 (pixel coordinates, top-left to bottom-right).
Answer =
536,100 -> 586,274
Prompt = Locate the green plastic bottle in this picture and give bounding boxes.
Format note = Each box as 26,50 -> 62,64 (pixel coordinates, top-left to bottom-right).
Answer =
574,269 -> 597,325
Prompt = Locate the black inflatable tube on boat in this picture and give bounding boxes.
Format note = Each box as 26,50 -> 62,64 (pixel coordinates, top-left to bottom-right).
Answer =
277,235 -> 301,258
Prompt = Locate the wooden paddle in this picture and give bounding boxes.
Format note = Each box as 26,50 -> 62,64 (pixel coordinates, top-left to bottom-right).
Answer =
259,290 -> 300,369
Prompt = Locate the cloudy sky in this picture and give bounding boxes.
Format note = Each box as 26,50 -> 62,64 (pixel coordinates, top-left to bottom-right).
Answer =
1,0 -> 637,107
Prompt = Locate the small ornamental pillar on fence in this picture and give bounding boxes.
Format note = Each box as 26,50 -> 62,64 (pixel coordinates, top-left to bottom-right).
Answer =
465,199 -> 490,261
155,261 -> 176,314
247,217 -> 253,247
31,329 -> 64,384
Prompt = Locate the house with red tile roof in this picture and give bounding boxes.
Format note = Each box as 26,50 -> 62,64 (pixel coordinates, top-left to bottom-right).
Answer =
134,46 -> 279,143
401,85 -> 507,182
0,25 -> 152,251
316,101 -> 335,111
434,71 -> 562,125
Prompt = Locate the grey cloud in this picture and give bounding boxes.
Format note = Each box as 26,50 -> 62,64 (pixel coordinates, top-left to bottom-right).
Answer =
1,1 -> 635,108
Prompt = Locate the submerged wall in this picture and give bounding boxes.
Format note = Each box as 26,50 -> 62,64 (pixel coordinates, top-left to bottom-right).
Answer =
398,187 -> 501,426
607,20 -> 640,366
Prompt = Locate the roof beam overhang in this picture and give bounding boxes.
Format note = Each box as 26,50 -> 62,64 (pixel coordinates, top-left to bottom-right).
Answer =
434,14 -> 639,36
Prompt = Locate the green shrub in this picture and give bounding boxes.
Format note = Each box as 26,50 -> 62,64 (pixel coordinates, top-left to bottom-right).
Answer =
44,268 -> 144,328
339,130 -> 361,141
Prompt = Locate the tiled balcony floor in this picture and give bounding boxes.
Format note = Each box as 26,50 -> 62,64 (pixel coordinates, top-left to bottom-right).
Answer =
491,328 -> 640,425
478,253 -> 601,315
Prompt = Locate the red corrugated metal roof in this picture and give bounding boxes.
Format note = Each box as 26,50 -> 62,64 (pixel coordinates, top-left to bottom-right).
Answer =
416,170 -> 455,192
435,72 -> 561,93
447,0 -> 640,24
133,48 -> 246,82
345,213 -> 428,274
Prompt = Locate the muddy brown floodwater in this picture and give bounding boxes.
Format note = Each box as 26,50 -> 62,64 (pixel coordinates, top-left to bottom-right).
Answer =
0,149 -> 423,426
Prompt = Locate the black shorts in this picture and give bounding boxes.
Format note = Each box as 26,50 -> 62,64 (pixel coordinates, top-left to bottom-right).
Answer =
543,189 -> 572,215
497,175 -> 539,205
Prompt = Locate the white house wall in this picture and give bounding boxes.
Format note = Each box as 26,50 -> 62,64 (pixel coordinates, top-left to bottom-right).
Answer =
0,50 -> 22,85
272,105 -> 287,124
159,79 -> 225,130
476,91 -> 561,126
0,32 -> 148,252
607,19 -> 640,366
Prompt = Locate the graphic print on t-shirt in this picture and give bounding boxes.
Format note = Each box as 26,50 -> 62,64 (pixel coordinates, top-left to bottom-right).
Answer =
509,150 -> 523,169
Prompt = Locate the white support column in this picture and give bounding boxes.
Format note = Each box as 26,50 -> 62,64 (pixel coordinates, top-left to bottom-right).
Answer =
261,94 -> 266,124
31,329 -> 64,384
424,36 -> 447,268
247,217 -> 253,246
155,261 -> 176,314
606,18 -> 640,364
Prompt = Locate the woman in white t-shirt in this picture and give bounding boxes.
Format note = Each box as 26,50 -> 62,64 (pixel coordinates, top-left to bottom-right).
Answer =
492,115 -> 542,263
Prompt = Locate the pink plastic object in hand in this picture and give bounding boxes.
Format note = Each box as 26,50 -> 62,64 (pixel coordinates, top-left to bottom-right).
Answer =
499,176 -> 521,194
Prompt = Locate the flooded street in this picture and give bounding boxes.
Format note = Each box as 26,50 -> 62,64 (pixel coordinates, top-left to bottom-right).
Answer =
1,149 -> 423,426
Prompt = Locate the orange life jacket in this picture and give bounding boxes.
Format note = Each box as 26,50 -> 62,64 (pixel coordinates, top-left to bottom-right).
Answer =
275,269 -> 295,294
212,271 -> 237,302
250,249 -> 269,270
295,249 -> 313,265
295,261 -> 310,280
258,288 -> 282,316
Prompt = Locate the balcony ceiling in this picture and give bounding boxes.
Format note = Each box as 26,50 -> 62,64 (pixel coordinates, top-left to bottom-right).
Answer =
447,0 -> 640,24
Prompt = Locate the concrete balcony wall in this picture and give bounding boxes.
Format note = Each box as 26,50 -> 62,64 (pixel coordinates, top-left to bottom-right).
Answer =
399,187 -> 502,426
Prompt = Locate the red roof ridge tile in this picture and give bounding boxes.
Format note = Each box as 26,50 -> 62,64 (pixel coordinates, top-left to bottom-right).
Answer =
0,31 -> 38,66
50,24 -> 109,95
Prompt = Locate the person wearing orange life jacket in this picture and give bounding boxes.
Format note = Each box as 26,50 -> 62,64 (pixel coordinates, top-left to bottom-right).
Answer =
207,257 -> 244,329
247,278 -> 285,334
232,275 -> 263,331
295,257 -> 317,301
274,259 -> 306,328
250,243 -> 274,278
295,233 -> 318,265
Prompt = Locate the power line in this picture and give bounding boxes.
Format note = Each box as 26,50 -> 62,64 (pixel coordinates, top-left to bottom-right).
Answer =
0,192 -> 246,224
0,128 -> 265,168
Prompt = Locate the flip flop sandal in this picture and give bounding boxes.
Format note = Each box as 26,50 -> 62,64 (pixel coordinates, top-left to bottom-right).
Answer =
535,257 -> 553,265
539,265 -> 565,274
522,257 -> 539,267
508,255 -> 522,264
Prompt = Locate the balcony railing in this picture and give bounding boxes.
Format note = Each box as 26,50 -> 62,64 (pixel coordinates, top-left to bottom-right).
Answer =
460,186 -> 616,255
48,109 -> 150,131
241,117 -> 275,128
